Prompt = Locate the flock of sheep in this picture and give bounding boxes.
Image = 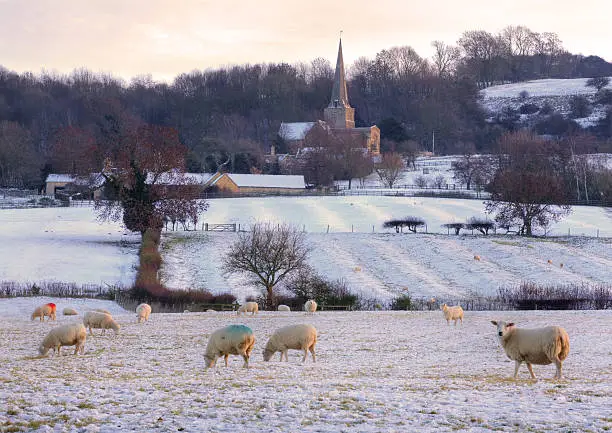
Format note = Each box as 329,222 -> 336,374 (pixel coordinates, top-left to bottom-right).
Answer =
31,298 -> 570,380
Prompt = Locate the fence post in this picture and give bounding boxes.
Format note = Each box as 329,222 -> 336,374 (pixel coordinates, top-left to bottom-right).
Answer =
327,225 -> 330,233
372,225 -> 374,233
351,224 -> 354,233
568,228 -> 570,236
205,223 -> 208,231
597,229 -> 599,238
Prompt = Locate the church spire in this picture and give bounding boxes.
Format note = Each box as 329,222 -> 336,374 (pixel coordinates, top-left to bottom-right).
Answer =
329,38 -> 351,109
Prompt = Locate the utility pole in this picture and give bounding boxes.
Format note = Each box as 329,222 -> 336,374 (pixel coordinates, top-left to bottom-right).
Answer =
432,130 -> 435,156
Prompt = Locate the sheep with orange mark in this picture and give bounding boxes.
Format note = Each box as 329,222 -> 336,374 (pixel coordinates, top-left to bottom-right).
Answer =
136,303 -> 152,323
83,311 -> 120,335
39,323 -> 87,356
31,303 -> 57,321
491,320 -> 570,380
204,325 -> 255,368
441,304 -> 464,326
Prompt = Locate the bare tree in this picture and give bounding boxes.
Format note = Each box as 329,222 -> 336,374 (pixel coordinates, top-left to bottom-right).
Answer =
442,222 -> 465,235
222,223 -> 311,309
431,41 -> 461,77
375,153 -> 405,188
586,77 -> 610,92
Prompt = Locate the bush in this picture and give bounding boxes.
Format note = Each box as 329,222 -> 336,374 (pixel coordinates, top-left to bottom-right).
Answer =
384,216 -> 425,233
535,114 -> 579,136
390,294 -> 412,310
284,267 -> 359,309
569,95 -> 592,118
442,222 -> 464,235
465,217 -> 495,235
519,103 -> 539,115
539,102 -> 554,115
497,282 -> 612,310
595,89 -> 612,105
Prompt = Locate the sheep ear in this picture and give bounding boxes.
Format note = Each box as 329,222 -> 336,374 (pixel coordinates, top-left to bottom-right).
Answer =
490,321 -> 498,326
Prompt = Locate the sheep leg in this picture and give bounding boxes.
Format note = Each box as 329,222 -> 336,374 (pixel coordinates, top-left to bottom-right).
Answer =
224,354 -> 229,367
553,358 -> 563,379
309,346 -> 316,363
302,349 -> 308,363
454,319 -> 458,326
526,363 -> 537,380
242,353 -> 250,368
73,345 -> 79,355
513,361 -> 522,378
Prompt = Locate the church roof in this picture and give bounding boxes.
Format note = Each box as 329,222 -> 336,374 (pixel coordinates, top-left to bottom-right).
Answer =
329,38 -> 351,109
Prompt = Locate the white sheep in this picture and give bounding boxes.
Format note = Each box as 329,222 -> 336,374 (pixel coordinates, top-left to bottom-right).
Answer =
277,305 -> 291,312
204,325 -> 255,368
304,300 -> 317,314
136,303 -> 151,323
63,307 -> 78,316
93,308 -> 111,315
441,304 -> 463,326
206,309 -> 217,313
263,324 -> 317,363
39,323 -> 87,356
474,255 -> 481,261
83,311 -> 120,335
237,302 -> 259,316
31,303 -> 57,321
491,320 -> 570,380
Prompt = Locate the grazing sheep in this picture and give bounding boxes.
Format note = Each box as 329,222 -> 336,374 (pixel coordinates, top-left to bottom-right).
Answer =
204,325 -> 255,368
63,307 -> 78,316
263,324 -> 317,363
491,320 -> 570,380
83,311 -> 120,335
237,302 -> 259,316
441,304 -> 463,326
277,305 -> 291,312
304,300 -> 317,314
136,303 -> 152,323
93,308 -> 111,315
547,259 -> 553,264
474,255 -> 481,261
31,303 -> 57,321
39,323 -> 87,356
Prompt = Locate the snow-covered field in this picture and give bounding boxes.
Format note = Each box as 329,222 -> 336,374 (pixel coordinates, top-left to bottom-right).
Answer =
1,297 -> 610,432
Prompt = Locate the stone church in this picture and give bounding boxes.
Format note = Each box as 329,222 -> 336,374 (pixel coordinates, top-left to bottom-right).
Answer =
278,39 -> 380,155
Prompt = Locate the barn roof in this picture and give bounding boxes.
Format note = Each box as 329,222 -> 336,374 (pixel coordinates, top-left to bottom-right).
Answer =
211,173 -> 305,189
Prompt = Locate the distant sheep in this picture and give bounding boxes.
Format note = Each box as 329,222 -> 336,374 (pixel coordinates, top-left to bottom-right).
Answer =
353,266 -> 362,272
277,305 -> 291,312
204,325 -> 255,368
136,303 -> 151,323
547,259 -> 553,264
206,309 -> 217,313
491,320 -> 570,380
474,255 -> 481,261
263,324 -> 317,363
441,304 -> 463,326
83,311 -> 120,335
31,303 -> 57,321
304,300 -> 317,314
560,263 -> 564,269
39,323 -> 86,356
237,302 -> 259,316
63,307 -> 78,316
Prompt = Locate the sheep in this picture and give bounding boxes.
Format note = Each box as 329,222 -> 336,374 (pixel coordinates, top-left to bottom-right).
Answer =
263,324 -> 317,363
277,305 -> 291,312
83,311 -> 120,336
31,303 -> 56,321
93,308 -> 111,315
560,263 -> 564,269
136,303 -> 151,323
474,255 -> 481,261
206,309 -> 217,313
237,301 -> 259,316
39,323 -> 87,356
63,307 -> 78,316
547,259 -> 553,265
304,300 -> 317,314
491,320 -> 570,380
204,325 -> 255,368
441,304 -> 463,326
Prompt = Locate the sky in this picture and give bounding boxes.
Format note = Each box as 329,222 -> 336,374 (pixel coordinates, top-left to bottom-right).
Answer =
0,0 -> 611,83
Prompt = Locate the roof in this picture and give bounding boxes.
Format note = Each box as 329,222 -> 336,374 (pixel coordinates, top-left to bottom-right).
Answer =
146,172 -> 214,185
213,174 -> 305,189
278,122 -> 316,141
329,38 -> 351,109
46,174 -> 76,183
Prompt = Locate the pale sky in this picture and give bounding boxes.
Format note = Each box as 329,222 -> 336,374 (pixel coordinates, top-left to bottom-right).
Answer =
0,0 -> 610,82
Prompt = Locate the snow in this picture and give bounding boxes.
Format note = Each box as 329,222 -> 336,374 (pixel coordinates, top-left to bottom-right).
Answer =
278,122 -> 316,140
45,174 -> 76,183
481,78 -> 610,99
0,296 -> 610,432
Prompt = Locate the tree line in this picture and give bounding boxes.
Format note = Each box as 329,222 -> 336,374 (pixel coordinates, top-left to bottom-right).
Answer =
1,25 -> 612,189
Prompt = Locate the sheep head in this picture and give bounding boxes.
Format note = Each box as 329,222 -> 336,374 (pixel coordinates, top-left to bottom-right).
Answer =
262,348 -> 274,362
491,321 -> 515,338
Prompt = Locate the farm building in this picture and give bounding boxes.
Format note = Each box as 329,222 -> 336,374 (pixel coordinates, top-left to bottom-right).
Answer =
207,173 -> 306,194
44,173 -> 105,199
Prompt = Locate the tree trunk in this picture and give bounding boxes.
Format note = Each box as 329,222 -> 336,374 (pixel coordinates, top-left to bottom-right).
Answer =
266,285 -> 275,310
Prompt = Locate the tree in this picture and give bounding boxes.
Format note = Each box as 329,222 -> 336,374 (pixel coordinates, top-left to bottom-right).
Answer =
586,76 -> 610,91
0,121 -> 41,188
485,131 -> 571,236
431,41 -> 461,77
452,150 -> 494,190
383,217 -> 425,233
96,124 -> 207,236
442,222 -> 465,235
465,217 -> 495,235
222,223 -> 311,309
375,153 -> 405,188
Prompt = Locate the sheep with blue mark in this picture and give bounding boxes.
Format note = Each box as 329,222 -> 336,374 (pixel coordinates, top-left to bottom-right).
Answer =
204,325 -> 255,368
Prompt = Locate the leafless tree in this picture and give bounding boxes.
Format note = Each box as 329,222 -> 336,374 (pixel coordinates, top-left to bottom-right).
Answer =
375,153 -> 405,188
431,41 -> 461,77
222,223 -> 311,309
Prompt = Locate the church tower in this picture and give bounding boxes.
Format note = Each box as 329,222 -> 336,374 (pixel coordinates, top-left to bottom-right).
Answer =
324,38 -> 355,129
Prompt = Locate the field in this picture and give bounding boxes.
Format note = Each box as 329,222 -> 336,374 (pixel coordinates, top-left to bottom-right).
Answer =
1,199 -> 610,301
1,297 -> 610,432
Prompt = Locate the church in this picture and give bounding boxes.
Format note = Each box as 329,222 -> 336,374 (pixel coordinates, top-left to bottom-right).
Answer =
278,39 -> 380,155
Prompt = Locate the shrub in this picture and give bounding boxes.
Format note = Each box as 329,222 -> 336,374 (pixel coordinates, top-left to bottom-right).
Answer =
595,89 -> 612,105
539,102 -> 554,115
518,90 -> 530,100
390,294 -> 412,310
497,282 -> 612,310
465,217 -> 495,235
384,216 -> 426,233
569,95 -> 592,118
442,222 -> 464,235
284,267 -> 359,308
414,175 -> 427,188
519,103 -> 539,115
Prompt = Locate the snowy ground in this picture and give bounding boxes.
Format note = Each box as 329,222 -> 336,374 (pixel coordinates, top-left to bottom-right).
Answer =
1,297 -> 610,432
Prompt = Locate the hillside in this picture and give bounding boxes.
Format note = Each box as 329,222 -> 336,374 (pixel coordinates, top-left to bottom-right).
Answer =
480,77 -> 612,128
